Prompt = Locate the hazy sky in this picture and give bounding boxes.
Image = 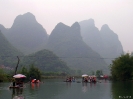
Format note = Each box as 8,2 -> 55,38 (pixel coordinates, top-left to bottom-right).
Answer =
0,0 -> 133,52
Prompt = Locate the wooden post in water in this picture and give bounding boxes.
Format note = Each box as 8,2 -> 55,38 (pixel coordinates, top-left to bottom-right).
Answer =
13,56 -> 20,87
14,56 -> 20,75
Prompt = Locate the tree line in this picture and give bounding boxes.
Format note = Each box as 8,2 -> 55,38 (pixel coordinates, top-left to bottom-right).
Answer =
110,53 -> 133,81
1,53 -> 133,82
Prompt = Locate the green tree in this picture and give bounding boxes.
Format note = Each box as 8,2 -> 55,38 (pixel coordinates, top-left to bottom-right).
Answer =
21,67 -> 28,75
110,53 -> 133,81
28,64 -> 41,80
19,64 -> 42,81
19,66 -> 29,78
0,68 -> 8,82
96,70 -> 100,77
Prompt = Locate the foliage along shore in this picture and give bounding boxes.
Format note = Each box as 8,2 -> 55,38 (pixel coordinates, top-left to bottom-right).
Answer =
110,53 -> 133,81
0,53 -> 133,82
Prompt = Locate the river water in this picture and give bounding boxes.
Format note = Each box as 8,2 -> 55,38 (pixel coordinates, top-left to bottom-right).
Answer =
0,79 -> 132,99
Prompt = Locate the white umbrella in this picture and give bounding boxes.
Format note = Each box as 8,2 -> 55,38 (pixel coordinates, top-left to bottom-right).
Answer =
92,75 -> 96,77
100,75 -> 104,77
82,74 -> 88,77
13,74 -> 26,78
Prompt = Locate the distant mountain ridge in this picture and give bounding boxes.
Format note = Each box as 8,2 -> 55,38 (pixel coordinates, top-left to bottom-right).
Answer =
0,12 -> 124,73
0,29 -> 70,72
1,12 -> 48,55
0,30 -> 23,67
46,22 -> 108,73
79,19 -> 123,64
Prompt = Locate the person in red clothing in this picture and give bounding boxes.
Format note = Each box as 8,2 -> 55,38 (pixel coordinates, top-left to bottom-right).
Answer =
31,79 -> 36,83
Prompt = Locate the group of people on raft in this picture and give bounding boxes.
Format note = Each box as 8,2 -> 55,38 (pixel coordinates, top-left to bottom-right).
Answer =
82,76 -> 96,83
12,79 -> 24,88
65,77 -> 75,82
31,79 -> 40,83
65,76 -> 97,83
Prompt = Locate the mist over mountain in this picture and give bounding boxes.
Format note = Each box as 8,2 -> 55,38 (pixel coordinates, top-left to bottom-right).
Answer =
79,19 -> 123,64
100,24 -> 123,63
46,22 -> 108,73
0,24 -> 6,32
0,12 -> 124,74
0,12 -> 48,55
0,24 -> 9,37
0,30 -> 23,67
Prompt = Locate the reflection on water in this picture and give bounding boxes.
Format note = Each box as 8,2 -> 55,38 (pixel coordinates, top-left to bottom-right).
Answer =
12,88 -> 23,95
31,83 -> 40,89
111,81 -> 133,99
82,82 -> 88,92
11,88 -> 25,99
13,95 -> 25,99
0,79 -> 132,99
82,82 -> 97,93
66,82 -> 71,87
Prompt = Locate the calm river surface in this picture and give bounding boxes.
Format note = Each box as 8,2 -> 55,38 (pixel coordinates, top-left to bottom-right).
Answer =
0,79 -> 132,99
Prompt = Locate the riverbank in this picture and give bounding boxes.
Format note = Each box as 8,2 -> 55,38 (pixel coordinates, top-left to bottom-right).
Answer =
41,76 -> 81,79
